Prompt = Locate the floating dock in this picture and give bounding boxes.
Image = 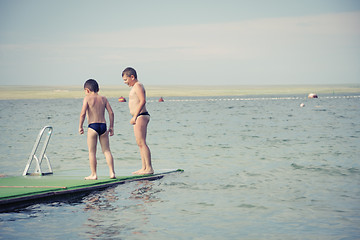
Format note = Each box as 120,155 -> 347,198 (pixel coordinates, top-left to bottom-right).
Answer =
0,169 -> 183,210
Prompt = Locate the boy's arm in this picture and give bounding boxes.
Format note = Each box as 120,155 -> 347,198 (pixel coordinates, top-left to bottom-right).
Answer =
105,98 -> 114,136
130,83 -> 146,125
79,98 -> 88,134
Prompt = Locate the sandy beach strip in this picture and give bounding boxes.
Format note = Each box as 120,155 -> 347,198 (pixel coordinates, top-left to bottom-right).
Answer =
0,85 -> 359,100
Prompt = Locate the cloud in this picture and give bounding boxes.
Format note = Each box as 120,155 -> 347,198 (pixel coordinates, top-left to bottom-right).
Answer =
2,11 -> 358,61
0,11 -> 359,85
74,11 -> 360,62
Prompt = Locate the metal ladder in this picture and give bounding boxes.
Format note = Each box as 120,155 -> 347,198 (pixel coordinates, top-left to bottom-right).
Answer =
23,126 -> 54,176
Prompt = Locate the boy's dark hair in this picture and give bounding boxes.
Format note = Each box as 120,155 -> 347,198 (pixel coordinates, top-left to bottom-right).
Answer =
84,79 -> 99,92
122,67 -> 137,79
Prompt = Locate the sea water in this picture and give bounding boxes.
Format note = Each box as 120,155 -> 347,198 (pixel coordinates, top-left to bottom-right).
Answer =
0,94 -> 359,239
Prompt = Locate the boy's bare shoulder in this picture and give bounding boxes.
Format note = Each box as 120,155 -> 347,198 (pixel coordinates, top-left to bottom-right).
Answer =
100,95 -> 109,102
83,95 -> 90,103
134,82 -> 145,91
136,81 -> 144,87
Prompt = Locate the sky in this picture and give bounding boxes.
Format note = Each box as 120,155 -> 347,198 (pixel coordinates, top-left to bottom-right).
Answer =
0,0 -> 359,86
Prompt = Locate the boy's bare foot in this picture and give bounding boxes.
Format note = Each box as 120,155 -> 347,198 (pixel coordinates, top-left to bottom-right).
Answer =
110,173 -> 116,179
85,175 -> 97,180
132,169 -> 145,175
134,169 -> 154,175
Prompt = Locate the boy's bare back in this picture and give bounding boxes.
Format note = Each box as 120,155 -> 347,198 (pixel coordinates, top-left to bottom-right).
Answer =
82,94 -> 108,124
79,90 -> 114,136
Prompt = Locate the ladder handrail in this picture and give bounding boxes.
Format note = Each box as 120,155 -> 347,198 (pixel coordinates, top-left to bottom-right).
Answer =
23,126 -> 53,176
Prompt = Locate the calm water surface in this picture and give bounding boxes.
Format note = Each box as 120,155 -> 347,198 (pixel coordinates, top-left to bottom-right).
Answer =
0,94 -> 359,239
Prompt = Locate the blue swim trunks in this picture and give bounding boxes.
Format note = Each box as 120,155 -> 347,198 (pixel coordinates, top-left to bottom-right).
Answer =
88,123 -> 107,135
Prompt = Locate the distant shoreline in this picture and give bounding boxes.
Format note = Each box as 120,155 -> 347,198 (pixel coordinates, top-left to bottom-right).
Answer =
0,84 -> 359,100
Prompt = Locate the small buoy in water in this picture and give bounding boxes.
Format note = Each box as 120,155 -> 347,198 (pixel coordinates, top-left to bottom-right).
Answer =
158,97 -> 164,102
300,103 -> 305,107
118,96 -> 126,102
308,93 -> 318,98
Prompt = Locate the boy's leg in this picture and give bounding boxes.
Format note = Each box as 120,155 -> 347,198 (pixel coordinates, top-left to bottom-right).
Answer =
99,131 -> 116,178
133,116 -> 153,175
85,128 -> 98,180
132,117 -> 147,174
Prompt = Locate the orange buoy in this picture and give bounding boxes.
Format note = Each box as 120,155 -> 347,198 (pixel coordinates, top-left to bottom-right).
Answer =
118,96 -> 126,102
308,93 -> 318,98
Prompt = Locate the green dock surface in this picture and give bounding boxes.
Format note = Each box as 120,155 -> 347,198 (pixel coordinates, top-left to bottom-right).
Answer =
0,169 -> 183,208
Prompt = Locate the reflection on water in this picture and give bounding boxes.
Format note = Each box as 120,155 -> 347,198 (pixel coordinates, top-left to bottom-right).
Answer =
130,181 -> 162,203
81,180 -> 161,239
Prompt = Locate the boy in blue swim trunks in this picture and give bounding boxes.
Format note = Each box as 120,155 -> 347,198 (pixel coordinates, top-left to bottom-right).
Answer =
79,79 -> 116,180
